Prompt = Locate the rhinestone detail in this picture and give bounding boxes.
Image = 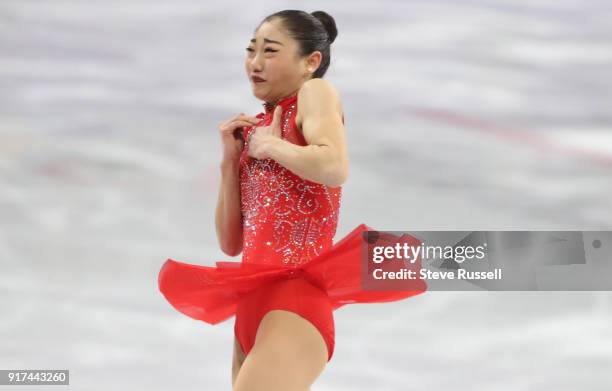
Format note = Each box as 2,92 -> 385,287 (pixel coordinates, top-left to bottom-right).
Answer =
239,94 -> 342,266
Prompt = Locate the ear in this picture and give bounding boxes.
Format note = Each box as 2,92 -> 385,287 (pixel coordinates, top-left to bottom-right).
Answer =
306,51 -> 322,74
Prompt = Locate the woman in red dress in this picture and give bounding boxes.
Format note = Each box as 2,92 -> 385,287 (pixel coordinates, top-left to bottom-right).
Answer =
158,10 -> 427,390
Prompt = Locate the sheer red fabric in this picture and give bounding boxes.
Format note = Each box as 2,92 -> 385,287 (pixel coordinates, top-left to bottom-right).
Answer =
159,222 -> 426,322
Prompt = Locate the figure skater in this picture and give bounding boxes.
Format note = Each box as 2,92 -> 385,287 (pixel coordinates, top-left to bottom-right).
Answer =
158,9 -> 427,391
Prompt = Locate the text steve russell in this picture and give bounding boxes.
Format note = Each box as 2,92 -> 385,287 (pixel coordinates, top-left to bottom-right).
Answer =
372,268 -> 503,280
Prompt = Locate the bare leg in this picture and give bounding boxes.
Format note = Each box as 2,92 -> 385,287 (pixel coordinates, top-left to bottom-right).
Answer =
233,309 -> 328,391
232,336 -> 246,388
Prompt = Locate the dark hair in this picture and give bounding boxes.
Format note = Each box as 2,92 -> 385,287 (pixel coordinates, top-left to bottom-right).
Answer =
259,10 -> 338,79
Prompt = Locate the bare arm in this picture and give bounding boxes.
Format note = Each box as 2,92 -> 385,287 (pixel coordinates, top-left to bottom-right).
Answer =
250,79 -> 349,187
215,159 -> 243,257
215,112 -> 259,256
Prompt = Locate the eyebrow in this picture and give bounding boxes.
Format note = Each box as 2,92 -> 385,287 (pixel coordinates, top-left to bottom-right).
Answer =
250,37 -> 284,46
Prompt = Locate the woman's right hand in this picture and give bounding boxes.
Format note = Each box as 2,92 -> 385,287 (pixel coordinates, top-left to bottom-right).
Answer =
218,113 -> 261,163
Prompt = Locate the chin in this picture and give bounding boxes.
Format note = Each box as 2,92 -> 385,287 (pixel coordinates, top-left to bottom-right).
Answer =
252,90 -> 268,101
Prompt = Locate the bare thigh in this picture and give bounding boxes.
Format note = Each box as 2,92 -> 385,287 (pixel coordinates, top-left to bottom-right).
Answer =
232,336 -> 246,388
233,309 -> 328,391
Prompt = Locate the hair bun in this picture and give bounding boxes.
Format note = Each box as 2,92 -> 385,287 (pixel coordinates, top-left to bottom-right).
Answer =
311,10 -> 337,44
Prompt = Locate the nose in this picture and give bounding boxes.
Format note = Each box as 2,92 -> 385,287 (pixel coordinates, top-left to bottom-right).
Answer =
249,53 -> 264,71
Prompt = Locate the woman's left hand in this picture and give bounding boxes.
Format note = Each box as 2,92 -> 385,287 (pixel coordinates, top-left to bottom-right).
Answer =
247,105 -> 283,160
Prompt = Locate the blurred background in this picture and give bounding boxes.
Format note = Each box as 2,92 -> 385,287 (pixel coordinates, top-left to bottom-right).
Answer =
1,0 -> 611,390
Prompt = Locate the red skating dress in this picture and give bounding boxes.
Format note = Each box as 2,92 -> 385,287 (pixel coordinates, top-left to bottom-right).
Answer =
158,92 -> 427,362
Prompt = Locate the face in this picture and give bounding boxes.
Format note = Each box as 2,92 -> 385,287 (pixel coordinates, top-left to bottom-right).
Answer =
245,18 -> 322,103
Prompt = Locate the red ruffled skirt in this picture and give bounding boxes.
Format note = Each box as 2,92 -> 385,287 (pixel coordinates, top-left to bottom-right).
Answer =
158,223 -> 427,362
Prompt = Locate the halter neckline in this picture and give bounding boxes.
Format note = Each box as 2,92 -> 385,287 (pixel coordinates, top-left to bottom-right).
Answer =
262,93 -> 298,114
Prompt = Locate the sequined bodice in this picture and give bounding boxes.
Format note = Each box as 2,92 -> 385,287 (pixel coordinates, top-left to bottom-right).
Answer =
239,93 -> 342,266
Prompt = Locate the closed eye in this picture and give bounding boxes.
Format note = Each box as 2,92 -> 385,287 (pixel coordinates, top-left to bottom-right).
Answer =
245,48 -> 278,53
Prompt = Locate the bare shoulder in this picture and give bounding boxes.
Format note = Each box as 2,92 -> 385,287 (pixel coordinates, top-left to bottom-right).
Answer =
296,79 -> 344,129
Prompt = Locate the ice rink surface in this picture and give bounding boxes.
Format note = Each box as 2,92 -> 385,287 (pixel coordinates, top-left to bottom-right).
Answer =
1,0 -> 611,390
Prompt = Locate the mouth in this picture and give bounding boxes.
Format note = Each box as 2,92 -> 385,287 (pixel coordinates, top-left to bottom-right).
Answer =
251,75 -> 266,83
